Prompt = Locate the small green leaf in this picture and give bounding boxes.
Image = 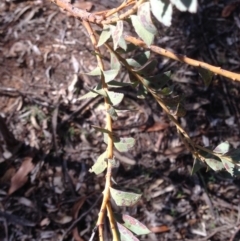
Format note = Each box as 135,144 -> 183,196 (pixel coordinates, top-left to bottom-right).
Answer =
110,187 -> 142,207
205,158 -> 224,172
198,67 -> 214,87
220,157 -> 235,176
150,0 -> 173,27
131,15 -> 154,46
113,137 -> 135,152
89,151 -> 107,175
225,149 -> 240,163
160,85 -> 174,95
110,52 -> 121,70
103,69 -> 119,83
116,43 -> 137,54
78,90 -> 98,100
122,215 -> 151,235
137,85 -> 148,99
79,83 -> 107,100
107,106 -> 118,120
108,91 -> 124,106
84,66 -> 101,76
117,222 -> 140,241
142,71 -> 171,90
118,35 -> 127,51
136,51 -> 151,65
191,158 -> 204,175
97,25 -> 111,47
137,2 -> 157,34
90,83 -> 107,97
126,58 -> 142,68
103,132 -> 108,144
133,59 -> 157,75
111,21 -> 124,50
107,80 -> 131,88
214,142 -> 230,155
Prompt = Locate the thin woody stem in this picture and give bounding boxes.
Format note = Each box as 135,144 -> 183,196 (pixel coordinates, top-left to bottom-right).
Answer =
103,0 -> 135,18
81,21 -> 117,241
50,0 -> 104,23
50,0 -> 143,25
101,0 -> 145,25
106,202 -> 119,241
104,42 -> 198,154
124,35 -> 240,82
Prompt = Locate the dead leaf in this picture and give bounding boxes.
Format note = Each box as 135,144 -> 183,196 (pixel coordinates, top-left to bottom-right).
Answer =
141,122 -> 169,132
222,2 -> 239,17
149,225 -> 170,233
72,197 -> 86,241
8,157 -> 34,195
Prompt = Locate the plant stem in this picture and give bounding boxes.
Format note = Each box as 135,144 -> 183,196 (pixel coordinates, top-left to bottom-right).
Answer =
103,0 -> 135,18
82,20 -> 116,241
124,36 -> 240,82
107,202 -> 119,241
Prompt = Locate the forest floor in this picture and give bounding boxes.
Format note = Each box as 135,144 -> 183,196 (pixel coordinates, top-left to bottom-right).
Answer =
1,0 -> 240,240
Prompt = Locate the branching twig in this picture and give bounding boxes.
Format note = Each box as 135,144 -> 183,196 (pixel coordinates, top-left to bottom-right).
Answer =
100,0 -> 145,25
124,36 -> 240,82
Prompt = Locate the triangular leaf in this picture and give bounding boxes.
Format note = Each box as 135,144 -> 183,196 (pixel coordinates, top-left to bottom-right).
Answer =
117,222 -> 140,241
121,215 -> 151,235
89,151 -> 107,175
142,71 -> 171,90
224,149 -> 240,163
220,157 -> 235,176
97,25 -> 111,47
103,69 -> 119,83
191,158 -> 204,175
133,59 -> 157,75
150,0 -> 173,27
137,85 -> 148,99
170,0 -> 198,13
198,67 -> 214,87
214,142 -> 230,155
107,80 -> 131,88
78,83 -> 106,100
160,85 -> 174,95
126,58 -> 142,68
110,187 -> 142,207
136,51 -> 151,65
107,106 -> 118,120
111,21 -> 124,50
110,52 -> 121,70
131,15 -> 154,46
205,157 -> 224,172
108,91 -> 124,106
78,90 -> 98,100
137,2 -> 157,35
118,35 -> 127,51
84,66 -> 101,76
113,137 -> 135,152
